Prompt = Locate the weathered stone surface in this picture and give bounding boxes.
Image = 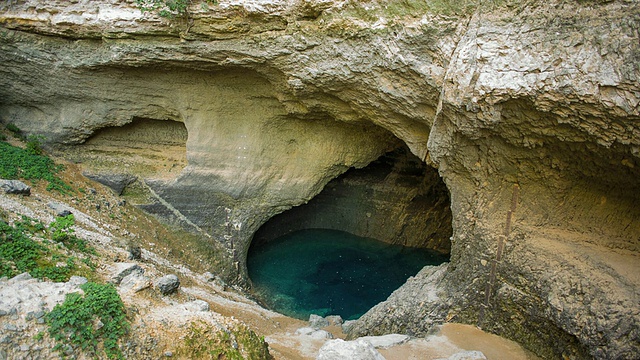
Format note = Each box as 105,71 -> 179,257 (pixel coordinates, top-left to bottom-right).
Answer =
119,272 -> 151,294
183,300 -> 210,312
325,315 -> 343,326
0,0 -> 638,358
154,274 -> 180,295
358,334 -> 410,349
316,339 -> 386,360
295,327 -> 334,339
309,314 -> 330,329
0,180 -> 30,196
438,351 -> 487,360
47,202 -> 73,217
110,263 -> 144,285
83,172 -> 137,196
348,264 -> 449,338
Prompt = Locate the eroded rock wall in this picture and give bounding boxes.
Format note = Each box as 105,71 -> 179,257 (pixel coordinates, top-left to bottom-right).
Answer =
1,0 -> 639,358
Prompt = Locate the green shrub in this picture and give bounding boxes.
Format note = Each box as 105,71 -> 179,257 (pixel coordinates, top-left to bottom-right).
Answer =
0,140 -> 72,194
135,0 -> 217,18
46,282 -> 129,359
0,216 -> 94,281
49,215 -> 95,255
178,321 -> 272,359
135,0 -> 190,17
5,123 -> 22,138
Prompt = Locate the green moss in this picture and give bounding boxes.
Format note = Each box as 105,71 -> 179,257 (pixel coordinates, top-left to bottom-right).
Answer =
176,321 -> 272,360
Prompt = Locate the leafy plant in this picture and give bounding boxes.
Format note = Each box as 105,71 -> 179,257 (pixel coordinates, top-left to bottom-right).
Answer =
5,123 -> 22,138
26,135 -> 45,155
49,215 -> 95,255
46,282 -> 129,359
0,140 -> 72,194
135,0 -> 217,18
135,0 -> 190,17
0,216 -> 95,281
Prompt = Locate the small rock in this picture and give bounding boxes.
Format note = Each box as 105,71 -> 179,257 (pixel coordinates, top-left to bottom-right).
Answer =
203,272 -> 216,282
155,274 -> 180,295
128,245 -> 142,260
110,263 -> 143,285
47,202 -> 73,217
295,327 -> 315,336
0,180 -> 30,195
3,324 -> 18,331
317,339 -> 386,360
68,276 -> 88,286
326,315 -> 344,326
19,344 -> 29,351
295,327 -> 333,339
184,300 -> 210,312
10,272 -> 33,283
359,334 -> 410,349
164,351 -> 173,357
309,330 -> 333,340
62,344 -> 74,356
119,272 -> 151,294
309,314 -> 330,329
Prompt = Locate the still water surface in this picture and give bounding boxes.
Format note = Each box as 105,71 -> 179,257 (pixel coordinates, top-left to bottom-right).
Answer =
248,229 -> 448,320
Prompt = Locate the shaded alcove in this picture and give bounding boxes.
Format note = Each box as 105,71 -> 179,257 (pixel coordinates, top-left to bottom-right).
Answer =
251,144 -> 453,253
247,144 -> 453,319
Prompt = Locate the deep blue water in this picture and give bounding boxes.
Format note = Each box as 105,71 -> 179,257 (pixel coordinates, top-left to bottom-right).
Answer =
247,229 -> 448,320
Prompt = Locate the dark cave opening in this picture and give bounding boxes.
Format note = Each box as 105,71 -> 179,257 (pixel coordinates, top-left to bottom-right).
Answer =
247,145 -> 453,320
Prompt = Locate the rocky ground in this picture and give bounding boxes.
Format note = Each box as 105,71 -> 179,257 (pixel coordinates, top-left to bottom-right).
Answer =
0,146 -> 539,359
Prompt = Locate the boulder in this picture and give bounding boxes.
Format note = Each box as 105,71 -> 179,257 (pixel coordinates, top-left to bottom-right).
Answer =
119,272 -> 150,294
309,314 -> 330,329
316,339 -> 386,360
325,315 -> 344,326
109,263 -> 143,285
82,172 -> 137,196
155,274 -> 180,295
0,180 -> 30,196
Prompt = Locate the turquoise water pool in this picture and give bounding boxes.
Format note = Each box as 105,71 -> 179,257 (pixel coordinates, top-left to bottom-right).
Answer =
247,229 -> 448,320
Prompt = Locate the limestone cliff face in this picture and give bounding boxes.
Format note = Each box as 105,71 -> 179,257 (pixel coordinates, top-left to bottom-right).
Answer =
1,0 -> 639,358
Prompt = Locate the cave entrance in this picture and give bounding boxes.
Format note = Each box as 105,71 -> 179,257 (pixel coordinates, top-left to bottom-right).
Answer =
247,145 -> 453,320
